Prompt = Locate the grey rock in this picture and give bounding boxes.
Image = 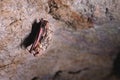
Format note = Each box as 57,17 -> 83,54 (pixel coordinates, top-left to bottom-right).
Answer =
0,0 -> 120,80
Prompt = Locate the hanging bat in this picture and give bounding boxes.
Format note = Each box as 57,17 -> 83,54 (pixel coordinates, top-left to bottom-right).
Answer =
29,18 -> 48,56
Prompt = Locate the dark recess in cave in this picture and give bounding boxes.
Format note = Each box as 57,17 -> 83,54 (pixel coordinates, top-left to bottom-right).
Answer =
31,77 -> 39,80
113,51 -> 120,77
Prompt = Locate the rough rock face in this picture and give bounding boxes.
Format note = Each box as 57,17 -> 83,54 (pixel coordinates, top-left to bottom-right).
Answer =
48,0 -> 93,30
0,0 -> 120,80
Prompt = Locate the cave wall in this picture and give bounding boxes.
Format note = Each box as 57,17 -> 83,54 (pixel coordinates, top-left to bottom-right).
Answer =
0,0 -> 120,80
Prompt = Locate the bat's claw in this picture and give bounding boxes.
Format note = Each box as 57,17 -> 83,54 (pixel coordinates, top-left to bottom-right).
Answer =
33,52 -> 39,56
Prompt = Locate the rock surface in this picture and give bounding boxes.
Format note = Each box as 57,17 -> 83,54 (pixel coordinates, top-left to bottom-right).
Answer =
0,0 -> 120,80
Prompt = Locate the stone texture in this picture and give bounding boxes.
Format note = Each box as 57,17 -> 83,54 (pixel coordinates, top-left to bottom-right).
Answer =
0,0 -> 120,80
48,0 -> 93,30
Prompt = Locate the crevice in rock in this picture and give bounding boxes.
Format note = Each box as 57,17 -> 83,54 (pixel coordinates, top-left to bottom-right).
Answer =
53,70 -> 62,80
103,50 -> 120,80
52,68 -> 89,80
68,67 -> 89,74
0,56 -> 20,70
31,76 -> 40,80
112,51 -> 120,77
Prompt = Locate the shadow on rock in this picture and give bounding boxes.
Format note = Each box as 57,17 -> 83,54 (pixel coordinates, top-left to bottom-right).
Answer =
20,19 -> 41,48
31,77 -> 40,80
113,51 -> 120,77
